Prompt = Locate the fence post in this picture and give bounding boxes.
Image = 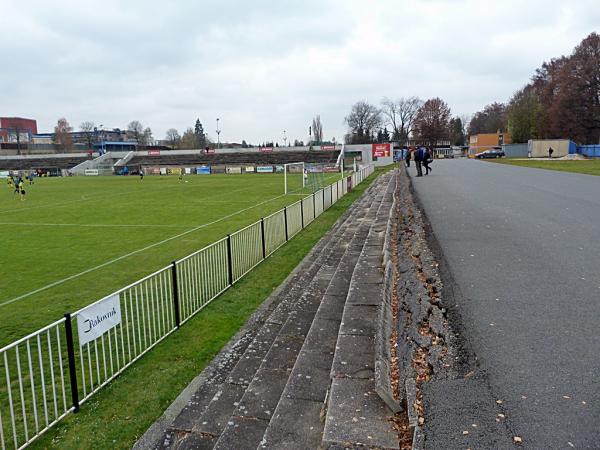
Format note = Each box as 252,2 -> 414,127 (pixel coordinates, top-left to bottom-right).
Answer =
171,261 -> 181,328
300,199 -> 304,228
260,218 -> 266,259
322,189 -> 325,210
313,193 -> 316,219
283,206 -> 289,241
226,234 -> 234,285
330,185 -> 333,205
63,313 -> 80,413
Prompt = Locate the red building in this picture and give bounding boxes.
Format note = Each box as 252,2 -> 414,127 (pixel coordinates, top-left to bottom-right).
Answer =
0,117 -> 38,143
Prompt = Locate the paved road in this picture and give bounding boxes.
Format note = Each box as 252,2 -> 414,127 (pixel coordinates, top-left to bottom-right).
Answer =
410,159 -> 600,448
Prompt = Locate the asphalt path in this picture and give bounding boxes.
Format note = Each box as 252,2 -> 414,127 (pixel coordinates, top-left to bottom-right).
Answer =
410,159 -> 600,448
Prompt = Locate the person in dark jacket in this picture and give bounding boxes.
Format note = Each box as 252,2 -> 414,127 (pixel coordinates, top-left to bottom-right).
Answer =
423,148 -> 433,175
414,147 -> 425,177
405,147 -> 412,167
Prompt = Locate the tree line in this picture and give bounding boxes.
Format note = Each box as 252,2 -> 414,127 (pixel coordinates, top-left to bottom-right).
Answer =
344,97 -> 466,147
466,32 -> 600,144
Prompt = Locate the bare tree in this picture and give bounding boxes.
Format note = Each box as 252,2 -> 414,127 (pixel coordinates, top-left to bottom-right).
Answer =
127,120 -> 144,144
7,124 -> 24,154
54,118 -> 73,150
381,97 -> 422,145
344,101 -> 382,144
141,127 -> 153,148
180,128 -> 197,149
413,98 -> 451,147
80,121 -> 95,150
311,115 -> 323,144
165,128 -> 181,149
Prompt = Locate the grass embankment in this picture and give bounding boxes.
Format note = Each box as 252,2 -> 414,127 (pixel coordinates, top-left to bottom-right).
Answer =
491,158 -> 600,176
30,165 -> 394,449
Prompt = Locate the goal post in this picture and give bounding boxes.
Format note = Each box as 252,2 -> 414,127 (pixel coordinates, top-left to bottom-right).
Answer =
284,162 -> 305,194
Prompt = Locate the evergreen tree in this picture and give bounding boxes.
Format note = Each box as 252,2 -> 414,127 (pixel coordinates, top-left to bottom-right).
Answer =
194,119 -> 206,148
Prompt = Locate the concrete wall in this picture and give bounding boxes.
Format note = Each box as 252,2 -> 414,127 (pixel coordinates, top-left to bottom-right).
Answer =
344,144 -> 393,167
528,139 -> 574,158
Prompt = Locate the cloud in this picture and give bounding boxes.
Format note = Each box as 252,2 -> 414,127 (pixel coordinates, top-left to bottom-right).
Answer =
0,0 -> 598,143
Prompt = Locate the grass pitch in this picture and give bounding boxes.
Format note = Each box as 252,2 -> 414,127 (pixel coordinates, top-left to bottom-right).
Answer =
491,158 -> 600,176
0,172 -> 342,348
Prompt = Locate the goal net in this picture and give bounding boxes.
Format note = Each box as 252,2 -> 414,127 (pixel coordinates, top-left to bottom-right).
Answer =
304,163 -> 342,193
284,162 -> 305,194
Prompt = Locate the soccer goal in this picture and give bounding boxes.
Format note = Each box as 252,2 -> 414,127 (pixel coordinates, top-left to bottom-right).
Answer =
284,162 -> 305,194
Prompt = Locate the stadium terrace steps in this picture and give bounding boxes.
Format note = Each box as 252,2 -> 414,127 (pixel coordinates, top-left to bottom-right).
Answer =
127,150 -> 339,169
147,170 -> 399,450
0,156 -> 88,170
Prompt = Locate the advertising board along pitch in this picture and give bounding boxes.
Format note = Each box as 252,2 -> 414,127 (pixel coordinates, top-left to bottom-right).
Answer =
76,294 -> 122,346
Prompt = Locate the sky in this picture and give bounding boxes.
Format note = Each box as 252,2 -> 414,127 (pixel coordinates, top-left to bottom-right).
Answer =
1,0 -> 599,144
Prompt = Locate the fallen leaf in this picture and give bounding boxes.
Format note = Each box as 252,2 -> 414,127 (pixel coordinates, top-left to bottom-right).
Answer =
462,430 -> 469,436
563,395 -> 571,399
497,413 -> 505,419
418,417 -> 425,425
352,417 -> 358,423
496,400 -> 503,404
514,436 -> 523,444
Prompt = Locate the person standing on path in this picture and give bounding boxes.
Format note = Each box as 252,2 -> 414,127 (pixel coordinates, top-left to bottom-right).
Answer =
548,147 -> 554,158
423,148 -> 433,175
414,147 -> 425,177
405,147 -> 412,168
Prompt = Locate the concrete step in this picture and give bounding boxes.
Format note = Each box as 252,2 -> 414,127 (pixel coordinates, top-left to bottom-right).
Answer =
152,191 -> 374,449
257,173 -> 395,449
213,191 -> 383,449
322,171 -> 401,450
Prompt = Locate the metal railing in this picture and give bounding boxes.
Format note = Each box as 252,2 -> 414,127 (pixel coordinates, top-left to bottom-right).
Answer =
0,165 -> 374,449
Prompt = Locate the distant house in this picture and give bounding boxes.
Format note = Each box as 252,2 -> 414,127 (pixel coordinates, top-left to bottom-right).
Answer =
468,132 -> 511,155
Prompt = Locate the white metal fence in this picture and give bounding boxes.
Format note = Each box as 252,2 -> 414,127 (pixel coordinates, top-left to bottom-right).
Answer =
0,165 -> 374,449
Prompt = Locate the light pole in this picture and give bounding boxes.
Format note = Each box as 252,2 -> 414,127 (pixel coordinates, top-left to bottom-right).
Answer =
216,118 -> 221,149
283,130 -> 287,147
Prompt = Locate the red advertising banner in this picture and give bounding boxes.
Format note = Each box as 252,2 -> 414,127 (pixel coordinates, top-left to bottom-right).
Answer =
147,150 -> 161,156
372,143 -> 391,158
259,147 -> 273,153
204,148 -> 215,154
320,145 -> 336,150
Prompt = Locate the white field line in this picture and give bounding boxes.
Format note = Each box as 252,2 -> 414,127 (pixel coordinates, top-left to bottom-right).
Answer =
0,183 -> 259,215
0,222 -> 188,228
0,192 -> 290,308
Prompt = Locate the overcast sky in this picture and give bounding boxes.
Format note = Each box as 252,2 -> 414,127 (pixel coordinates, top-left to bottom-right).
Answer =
1,0 -> 598,144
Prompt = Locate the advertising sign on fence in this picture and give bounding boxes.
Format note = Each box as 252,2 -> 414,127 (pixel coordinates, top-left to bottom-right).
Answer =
84,169 -> 99,176
196,166 -> 211,175
148,150 -> 161,156
372,143 -> 391,158
226,166 -> 242,174
245,166 -> 255,173
275,165 -> 284,173
321,145 -> 336,150
259,147 -> 273,152
256,165 -> 274,173
77,294 -> 122,346
0,170 -> 10,178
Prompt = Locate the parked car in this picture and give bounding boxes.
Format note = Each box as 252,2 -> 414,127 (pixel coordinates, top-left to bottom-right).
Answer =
476,149 -> 505,159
